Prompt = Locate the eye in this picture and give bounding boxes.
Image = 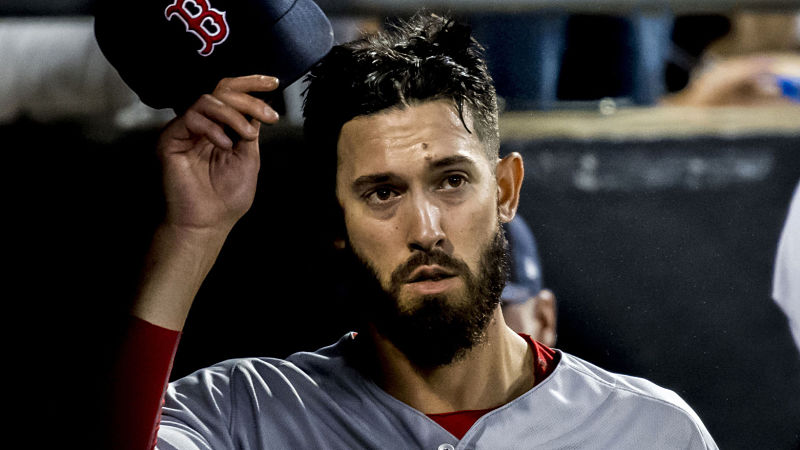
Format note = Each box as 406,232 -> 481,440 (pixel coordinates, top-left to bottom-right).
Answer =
441,174 -> 467,190
365,186 -> 400,206
374,188 -> 394,200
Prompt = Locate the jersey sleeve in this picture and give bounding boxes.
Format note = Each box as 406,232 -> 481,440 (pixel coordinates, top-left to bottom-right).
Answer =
155,362 -> 240,450
773,180 -> 800,351
109,315 -> 181,450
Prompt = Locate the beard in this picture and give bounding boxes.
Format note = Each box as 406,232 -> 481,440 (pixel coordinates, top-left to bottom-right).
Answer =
342,225 -> 510,370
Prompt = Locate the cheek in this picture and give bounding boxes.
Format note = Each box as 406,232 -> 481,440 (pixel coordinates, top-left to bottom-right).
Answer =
447,189 -> 498,251
344,209 -> 398,278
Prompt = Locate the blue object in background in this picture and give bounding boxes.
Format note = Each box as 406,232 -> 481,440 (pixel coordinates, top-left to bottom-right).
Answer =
629,9 -> 674,105
472,9 -> 675,110
471,12 -> 568,111
777,75 -> 800,103
502,216 -> 544,305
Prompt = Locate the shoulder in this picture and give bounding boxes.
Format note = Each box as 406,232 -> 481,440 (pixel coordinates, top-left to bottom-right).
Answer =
167,332 -> 358,396
544,351 -> 717,448
158,334 -> 372,448
557,351 -> 688,407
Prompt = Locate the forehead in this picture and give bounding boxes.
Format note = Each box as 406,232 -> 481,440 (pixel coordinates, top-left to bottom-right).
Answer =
336,100 -> 488,178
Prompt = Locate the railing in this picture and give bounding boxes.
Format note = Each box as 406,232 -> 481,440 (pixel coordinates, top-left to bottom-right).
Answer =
315,0 -> 800,14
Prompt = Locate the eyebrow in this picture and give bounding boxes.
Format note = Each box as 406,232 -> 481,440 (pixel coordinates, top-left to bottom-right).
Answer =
429,154 -> 477,170
350,155 -> 479,194
351,173 -> 399,194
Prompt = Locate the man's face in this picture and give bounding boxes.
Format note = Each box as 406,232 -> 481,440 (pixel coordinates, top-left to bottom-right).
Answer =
336,100 -> 519,367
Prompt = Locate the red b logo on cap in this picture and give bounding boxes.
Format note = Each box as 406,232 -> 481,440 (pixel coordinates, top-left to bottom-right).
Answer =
165,0 -> 229,56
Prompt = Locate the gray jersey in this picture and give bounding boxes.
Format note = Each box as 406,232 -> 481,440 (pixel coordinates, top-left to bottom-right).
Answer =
774,180 -> 800,351
157,333 -> 717,449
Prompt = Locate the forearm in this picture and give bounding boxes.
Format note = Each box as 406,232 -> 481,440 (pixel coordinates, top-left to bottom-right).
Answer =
132,223 -> 230,331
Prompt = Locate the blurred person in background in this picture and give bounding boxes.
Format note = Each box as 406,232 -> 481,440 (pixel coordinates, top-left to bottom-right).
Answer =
501,215 -> 557,347
663,10 -> 800,106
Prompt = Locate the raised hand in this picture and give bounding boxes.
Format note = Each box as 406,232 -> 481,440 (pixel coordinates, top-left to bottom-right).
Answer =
157,75 -> 280,234
134,75 -> 280,331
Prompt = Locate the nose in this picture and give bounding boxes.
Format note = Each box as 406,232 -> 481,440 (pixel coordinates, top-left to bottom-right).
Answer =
405,193 -> 446,253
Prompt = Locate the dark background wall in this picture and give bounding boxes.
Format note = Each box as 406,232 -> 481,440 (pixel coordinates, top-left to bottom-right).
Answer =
10,117 -> 799,448
508,135 -> 800,449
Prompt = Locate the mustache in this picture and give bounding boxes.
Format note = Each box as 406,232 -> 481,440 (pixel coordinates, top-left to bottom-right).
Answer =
390,249 -> 472,287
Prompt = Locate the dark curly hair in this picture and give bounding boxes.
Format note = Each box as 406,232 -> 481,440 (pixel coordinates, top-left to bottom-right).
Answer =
303,12 -> 499,162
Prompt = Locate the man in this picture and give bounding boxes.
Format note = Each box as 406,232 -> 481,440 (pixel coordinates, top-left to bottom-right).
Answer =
116,13 -> 717,449
500,215 -> 557,346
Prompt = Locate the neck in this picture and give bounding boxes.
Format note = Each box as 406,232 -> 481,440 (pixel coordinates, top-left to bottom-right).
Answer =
367,307 -> 534,414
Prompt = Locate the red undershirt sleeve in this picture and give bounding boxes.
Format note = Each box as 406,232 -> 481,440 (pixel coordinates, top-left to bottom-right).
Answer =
109,315 -> 181,450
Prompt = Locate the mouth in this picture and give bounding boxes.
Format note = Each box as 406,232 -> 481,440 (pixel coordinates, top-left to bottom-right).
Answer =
406,265 -> 457,283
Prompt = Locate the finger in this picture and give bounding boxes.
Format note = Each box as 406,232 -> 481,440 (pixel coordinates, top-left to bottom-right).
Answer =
214,88 -> 280,125
250,118 -> 262,148
233,118 -> 263,158
216,75 -> 280,93
183,108 -> 233,150
195,94 -> 259,141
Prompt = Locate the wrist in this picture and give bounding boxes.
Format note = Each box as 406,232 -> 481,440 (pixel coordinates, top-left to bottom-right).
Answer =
157,222 -> 232,251
132,223 -> 231,331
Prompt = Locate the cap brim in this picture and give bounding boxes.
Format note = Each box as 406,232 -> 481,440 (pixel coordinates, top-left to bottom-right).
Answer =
269,0 -> 334,89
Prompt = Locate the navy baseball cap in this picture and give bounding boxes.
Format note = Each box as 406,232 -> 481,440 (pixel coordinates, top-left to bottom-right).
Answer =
94,0 -> 334,112
502,216 -> 544,305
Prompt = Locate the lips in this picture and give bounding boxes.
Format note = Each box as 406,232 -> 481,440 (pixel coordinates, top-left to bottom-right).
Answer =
406,265 -> 457,284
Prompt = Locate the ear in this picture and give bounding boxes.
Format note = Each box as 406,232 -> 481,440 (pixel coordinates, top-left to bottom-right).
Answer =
496,152 -> 524,223
533,289 -> 558,347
